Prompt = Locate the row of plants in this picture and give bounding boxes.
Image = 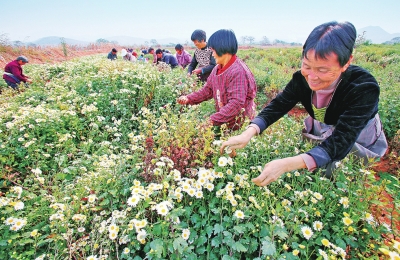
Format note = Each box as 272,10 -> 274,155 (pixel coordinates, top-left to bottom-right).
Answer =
0,46 -> 399,259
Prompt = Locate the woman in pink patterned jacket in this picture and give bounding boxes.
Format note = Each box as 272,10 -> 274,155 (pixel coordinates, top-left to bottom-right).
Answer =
177,29 -> 257,131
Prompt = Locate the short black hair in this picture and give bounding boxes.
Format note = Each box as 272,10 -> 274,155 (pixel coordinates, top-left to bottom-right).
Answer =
155,49 -> 163,54
302,21 -> 356,67
112,48 -> 117,52
191,29 -> 206,42
175,44 -> 183,50
208,29 -> 238,56
148,47 -> 154,53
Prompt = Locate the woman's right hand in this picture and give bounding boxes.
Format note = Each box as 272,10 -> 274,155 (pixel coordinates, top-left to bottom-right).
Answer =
220,127 -> 257,154
177,96 -> 189,105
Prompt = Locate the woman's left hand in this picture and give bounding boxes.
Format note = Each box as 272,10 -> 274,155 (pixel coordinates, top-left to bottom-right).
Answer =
252,155 -> 307,186
252,159 -> 287,186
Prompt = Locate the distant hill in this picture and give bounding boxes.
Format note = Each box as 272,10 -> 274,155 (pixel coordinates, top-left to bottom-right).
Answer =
357,26 -> 400,44
30,36 -> 91,46
104,36 -> 187,46
383,37 -> 400,45
23,36 -> 188,47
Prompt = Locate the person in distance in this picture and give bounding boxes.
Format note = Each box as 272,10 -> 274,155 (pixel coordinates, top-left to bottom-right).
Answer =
155,49 -> 179,68
2,55 -> 32,92
107,48 -> 117,60
187,29 -> 216,82
175,44 -> 192,69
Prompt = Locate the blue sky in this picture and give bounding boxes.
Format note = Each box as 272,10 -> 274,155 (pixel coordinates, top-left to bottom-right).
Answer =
1,0 -> 399,43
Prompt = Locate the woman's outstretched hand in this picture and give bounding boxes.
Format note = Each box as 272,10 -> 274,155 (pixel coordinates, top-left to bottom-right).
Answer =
177,96 -> 189,105
220,127 -> 257,155
252,156 -> 307,186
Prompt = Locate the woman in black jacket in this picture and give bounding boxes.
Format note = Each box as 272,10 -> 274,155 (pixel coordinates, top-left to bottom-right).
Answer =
221,21 -> 388,185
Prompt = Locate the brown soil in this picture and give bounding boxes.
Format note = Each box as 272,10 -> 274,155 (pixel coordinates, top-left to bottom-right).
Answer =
0,43 -> 122,66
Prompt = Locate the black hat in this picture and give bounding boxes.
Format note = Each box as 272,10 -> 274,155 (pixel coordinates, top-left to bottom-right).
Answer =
16,56 -> 29,63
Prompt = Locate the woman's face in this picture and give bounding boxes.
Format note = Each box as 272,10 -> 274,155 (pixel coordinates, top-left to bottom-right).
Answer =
192,40 -> 206,49
301,49 -> 352,91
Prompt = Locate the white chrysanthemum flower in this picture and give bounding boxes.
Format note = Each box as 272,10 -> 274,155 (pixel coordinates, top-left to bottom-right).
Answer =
30,229 -> 38,237
227,157 -> 233,166
123,248 -> 130,254
12,186 -> 23,196
318,249 -> 329,260
78,227 -> 85,233
313,221 -> 323,231
14,201 -> 24,210
301,226 -> 313,240
182,228 -> 190,240
364,212 -> 374,222
72,214 -> 87,222
32,168 -> 42,175
234,210 -> 245,220
12,218 -> 26,231
392,239 -> 400,252
205,183 -> 214,191
313,192 -> 323,200
108,224 -> 119,233
88,194 -> 97,203
35,254 -> 47,260
195,190 -> 203,199
339,197 -> 350,208
109,231 -> 118,240
137,229 -> 147,241
187,188 -> 196,197
127,194 -> 141,207
156,205 -> 169,216
0,197 -> 11,207
218,157 -> 228,167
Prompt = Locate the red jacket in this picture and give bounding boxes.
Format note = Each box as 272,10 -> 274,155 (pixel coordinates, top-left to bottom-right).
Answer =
3,60 -> 28,83
187,56 -> 257,130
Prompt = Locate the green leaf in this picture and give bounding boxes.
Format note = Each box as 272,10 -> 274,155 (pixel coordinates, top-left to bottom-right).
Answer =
261,239 -> 276,256
213,224 -> 224,234
233,225 -> 245,234
190,213 -> 201,224
195,246 -> 207,255
232,241 -> 247,252
198,206 -> 207,216
274,227 -> 288,239
196,235 -> 207,246
99,198 -> 109,206
211,236 -> 221,247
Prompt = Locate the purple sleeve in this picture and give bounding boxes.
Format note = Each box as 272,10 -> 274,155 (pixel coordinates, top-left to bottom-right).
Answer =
300,153 -> 317,171
210,71 -> 248,125
187,82 -> 213,105
185,52 -> 192,64
10,65 -> 26,82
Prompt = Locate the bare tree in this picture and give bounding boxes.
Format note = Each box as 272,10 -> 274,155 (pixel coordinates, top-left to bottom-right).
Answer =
150,39 -> 158,46
241,36 -> 248,45
0,33 -> 10,45
261,36 -> 271,46
247,36 -> 255,45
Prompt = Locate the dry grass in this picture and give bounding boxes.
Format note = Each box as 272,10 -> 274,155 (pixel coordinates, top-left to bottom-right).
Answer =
0,43 -> 122,66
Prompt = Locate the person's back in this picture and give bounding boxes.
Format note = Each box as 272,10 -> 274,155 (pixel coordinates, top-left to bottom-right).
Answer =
162,52 -> 179,68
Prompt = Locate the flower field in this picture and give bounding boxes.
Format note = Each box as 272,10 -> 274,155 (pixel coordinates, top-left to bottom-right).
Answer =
0,46 -> 399,260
